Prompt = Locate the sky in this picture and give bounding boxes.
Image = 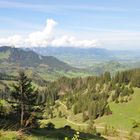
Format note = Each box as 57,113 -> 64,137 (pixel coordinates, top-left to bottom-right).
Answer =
0,0 -> 140,50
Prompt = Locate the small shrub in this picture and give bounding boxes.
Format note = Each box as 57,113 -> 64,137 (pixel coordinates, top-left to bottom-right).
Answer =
64,125 -> 71,130
45,122 -> 55,130
115,99 -> 119,103
132,120 -> 140,128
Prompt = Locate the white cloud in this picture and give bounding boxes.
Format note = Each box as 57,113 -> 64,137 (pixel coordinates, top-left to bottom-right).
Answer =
0,19 -> 98,48
51,36 -> 98,48
0,35 -> 23,47
25,19 -> 57,47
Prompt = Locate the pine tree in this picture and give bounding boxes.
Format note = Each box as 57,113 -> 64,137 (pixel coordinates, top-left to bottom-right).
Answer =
73,104 -> 78,115
10,71 -> 38,128
88,101 -> 97,120
104,72 -> 111,83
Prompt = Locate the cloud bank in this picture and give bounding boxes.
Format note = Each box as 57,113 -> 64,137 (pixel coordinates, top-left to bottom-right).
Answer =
0,19 -> 98,48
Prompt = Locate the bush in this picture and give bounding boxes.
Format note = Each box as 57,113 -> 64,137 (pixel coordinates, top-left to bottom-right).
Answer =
64,125 -> 71,130
132,120 -> 140,128
45,122 -> 55,130
96,132 -> 101,137
115,99 -> 119,103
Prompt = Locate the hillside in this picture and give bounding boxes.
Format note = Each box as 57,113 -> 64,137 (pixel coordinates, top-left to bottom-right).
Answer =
0,46 -> 90,81
0,46 -> 74,70
95,88 -> 140,132
89,61 -> 127,75
34,68 -> 140,139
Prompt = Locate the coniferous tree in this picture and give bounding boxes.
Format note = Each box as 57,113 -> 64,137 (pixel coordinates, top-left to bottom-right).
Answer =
10,71 -> 38,128
104,71 -> 111,83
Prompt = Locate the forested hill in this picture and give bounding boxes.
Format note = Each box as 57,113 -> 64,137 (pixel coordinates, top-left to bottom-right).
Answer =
0,46 -> 75,71
38,68 -> 140,122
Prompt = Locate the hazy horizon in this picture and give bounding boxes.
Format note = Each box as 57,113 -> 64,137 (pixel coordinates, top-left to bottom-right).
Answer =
1,45 -> 140,51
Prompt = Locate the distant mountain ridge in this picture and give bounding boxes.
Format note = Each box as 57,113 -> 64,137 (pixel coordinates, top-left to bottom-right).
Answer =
31,47 -> 112,58
30,47 -> 140,68
0,46 -> 90,81
0,46 -> 74,71
30,47 -> 140,59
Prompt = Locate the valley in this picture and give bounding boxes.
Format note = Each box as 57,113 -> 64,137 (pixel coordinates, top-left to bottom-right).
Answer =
0,50 -> 140,140
31,47 -> 140,75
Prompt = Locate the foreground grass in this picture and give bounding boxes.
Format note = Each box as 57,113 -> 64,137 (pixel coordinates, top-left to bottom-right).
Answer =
0,130 -> 42,140
0,129 -> 58,140
0,131 -> 58,140
0,129 -> 105,140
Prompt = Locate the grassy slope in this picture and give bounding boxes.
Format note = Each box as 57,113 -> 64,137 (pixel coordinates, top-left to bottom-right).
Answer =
43,88 -> 140,133
95,88 -> 140,132
0,51 -> 10,59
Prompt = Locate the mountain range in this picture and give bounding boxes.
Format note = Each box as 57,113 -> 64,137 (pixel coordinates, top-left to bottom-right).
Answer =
30,47 -> 140,68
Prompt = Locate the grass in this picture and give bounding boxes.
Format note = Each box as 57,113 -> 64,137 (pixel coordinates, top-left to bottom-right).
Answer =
0,83 -> 5,90
0,51 -> 10,59
39,101 -> 88,133
0,129 -> 105,140
0,130 -> 51,140
39,118 -> 68,128
0,130 -> 17,140
39,117 -> 86,130
95,88 -> 140,132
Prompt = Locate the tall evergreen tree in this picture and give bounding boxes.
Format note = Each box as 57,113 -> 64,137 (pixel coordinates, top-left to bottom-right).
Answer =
104,71 -> 111,83
11,71 -> 38,128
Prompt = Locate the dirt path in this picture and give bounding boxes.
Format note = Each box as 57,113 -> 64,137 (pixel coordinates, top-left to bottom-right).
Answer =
57,100 -> 88,126
57,101 -> 67,110
67,116 -> 88,126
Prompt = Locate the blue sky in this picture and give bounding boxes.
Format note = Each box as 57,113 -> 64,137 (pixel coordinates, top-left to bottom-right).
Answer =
0,0 -> 140,49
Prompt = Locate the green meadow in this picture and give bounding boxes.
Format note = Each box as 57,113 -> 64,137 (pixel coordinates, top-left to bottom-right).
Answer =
95,88 -> 140,132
